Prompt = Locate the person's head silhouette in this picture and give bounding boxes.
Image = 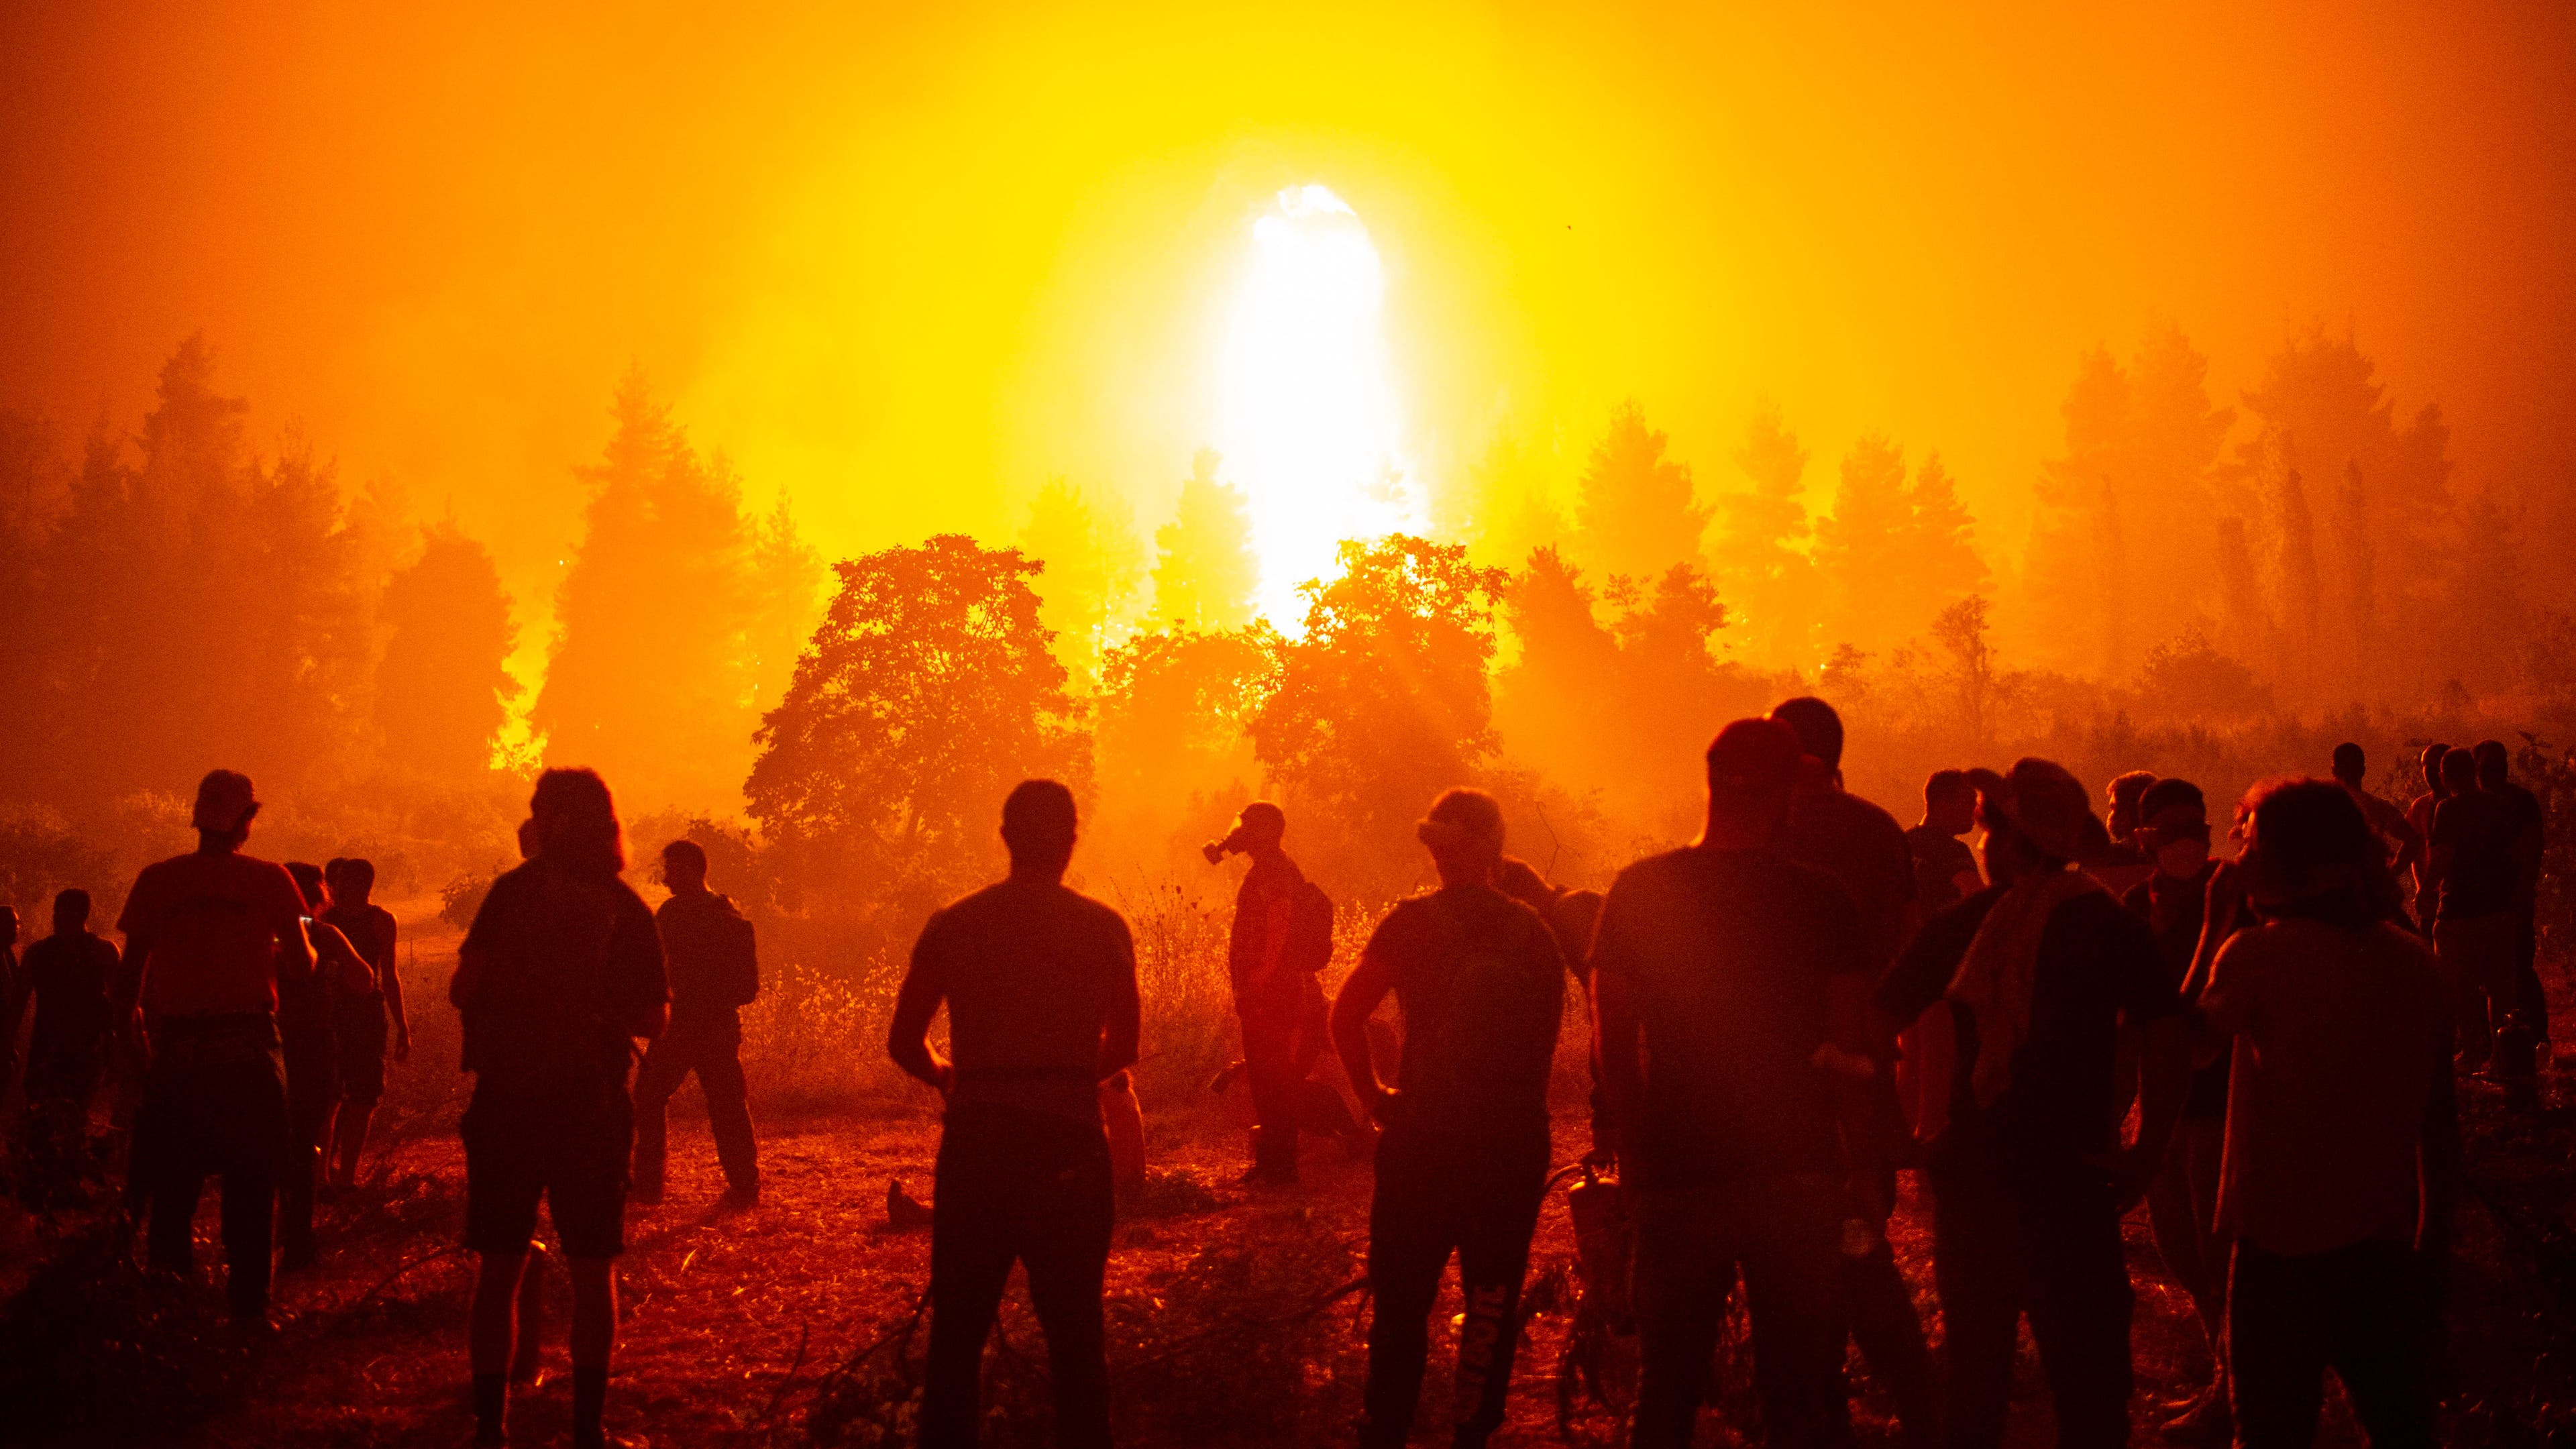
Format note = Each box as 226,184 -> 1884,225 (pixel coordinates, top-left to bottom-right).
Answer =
1768,697 -> 1844,779
1703,717 -> 1803,847
191,769 -> 260,851
661,839 -> 710,894
1416,788 -> 1505,885
51,888 -> 90,937
1002,779 -> 1079,881
526,767 -> 625,876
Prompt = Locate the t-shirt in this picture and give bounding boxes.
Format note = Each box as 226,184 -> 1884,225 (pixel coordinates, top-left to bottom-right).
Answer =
2491,780 -> 2545,908
1778,786 -> 1917,970
656,889 -> 755,1020
2123,862 -> 2229,1119
1361,884 -> 1566,1142
1906,826 -> 1981,918
21,931 -> 119,1091
1589,847 -> 1868,1189
118,851 -> 309,1017
2199,918 -> 2449,1254
2432,790 -> 2520,922
1876,885 -> 2180,1171
905,879 -> 1140,1124
458,859 -> 667,1093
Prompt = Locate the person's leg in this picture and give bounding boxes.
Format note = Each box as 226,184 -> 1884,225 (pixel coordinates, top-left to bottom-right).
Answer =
2226,1242 -> 2327,1449
1448,1138 -> 1549,1449
549,1097 -> 635,1449
1738,1177 -> 1857,1449
2019,1173 -> 2133,1449
217,1059 -> 286,1322
1841,1238 -> 1937,1449
627,1033 -> 686,1202
1627,1189 -> 1729,1449
1238,1003 -> 1301,1179
462,1087 -> 547,1446
2515,910 -> 2549,1048
2314,1242 -> 2437,1449
1020,1121 -> 1116,1449
277,1045 -> 332,1267
922,1112 -> 1028,1449
2435,921 -> 2496,1062
1361,1127 -> 1454,1449
1929,1168 -> 2025,1449
698,1020 -> 758,1198
470,1249 -> 531,1443
566,1255 -> 619,1449
329,1099 -> 376,1188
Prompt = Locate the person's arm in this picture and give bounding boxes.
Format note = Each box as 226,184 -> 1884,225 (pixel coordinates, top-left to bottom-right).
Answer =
314,923 -> 372,994
274,915 -> 316,987
2385,802 -> 2425,879
1330,940 -> 1399,1122
1587,888 -> 1646,1165
382,916 -> 410,1061
885,918 -> 953,1093
2120,1014 -> 2192,1209
1097,921 -> 1140,1081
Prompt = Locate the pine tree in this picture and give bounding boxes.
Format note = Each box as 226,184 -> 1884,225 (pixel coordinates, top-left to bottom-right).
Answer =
1573,402 -> 1708,584
2273,466 -> 2324,706
1814,434 -> 1913,651
744,490 -> 824,724
1020,478 -> 1145,690
1903,451 -> 1989,625
378,523 -> 519,780
1711,405 -> 1818,669
1150,449 -> 1258,630
1454,431 -> 1570,570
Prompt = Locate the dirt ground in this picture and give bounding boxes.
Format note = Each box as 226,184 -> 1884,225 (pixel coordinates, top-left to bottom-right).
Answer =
2,924 -> 2572,1448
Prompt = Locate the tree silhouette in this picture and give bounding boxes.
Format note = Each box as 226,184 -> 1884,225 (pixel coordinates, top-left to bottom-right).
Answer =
1814,433 -> 1912,650
1711,405 -> 1818,670
376,523 -> 519,781
1447,431 -> 1569,570
1574,402 -> 1708,583
1021,478 -> 1145,689
1150,449 -> 1258,630
746,535 -> 1085,911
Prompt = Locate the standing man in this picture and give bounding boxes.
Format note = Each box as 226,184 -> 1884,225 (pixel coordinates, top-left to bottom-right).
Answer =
2473,739 -> 2550,1057
16,890 -> 121,1208
1874,759 -> 2193,1449
2330,743 -> 2424,883
1771,697 -> 1937,1449
451,769 -> 669,1449
1593,718 -> 1879,1449
1332,790 -> 1567,1449
2423,748 -> 2524,1072
2198,780 -> 2455,1449
890,780 -> 1140,1449
278,860 -> 373,1269
1909,769 -> 1985,917
320,857 -> 407,1192
115,769 -> 314,1330
2404,745 -> 2451,931
631,839 -> 761,1209
0,906 -> 19,1097
1208,801 -> 1334,1186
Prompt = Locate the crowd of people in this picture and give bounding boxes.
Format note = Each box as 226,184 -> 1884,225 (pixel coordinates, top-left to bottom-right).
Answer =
1,696 -> 2549,1449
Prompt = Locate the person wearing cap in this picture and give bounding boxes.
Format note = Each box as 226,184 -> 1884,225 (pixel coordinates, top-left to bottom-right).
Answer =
2330,743 -> 2424,883
1592,717 -> 1879,1449
2119,778 -> 2231,1440
1766,697 -> 1935,1449
451,768 -> 669,1449
113,769 -> 316,1330
2196,780 -> 2455,1449
1874,758 -> 2192,1449
1330,789 -> 1568,1449
1208,800 -> 1335,1185
890,780 -> 1141,1449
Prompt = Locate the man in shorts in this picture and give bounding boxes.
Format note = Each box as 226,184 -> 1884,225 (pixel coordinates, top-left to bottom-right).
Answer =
451,769 -> 669,1449
115,769 -> 315,1329
890,780 -> 1141,1449
321,857 -> 406,1191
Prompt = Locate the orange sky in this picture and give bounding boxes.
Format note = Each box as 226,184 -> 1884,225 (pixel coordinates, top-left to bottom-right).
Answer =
5,1 -> 2572,643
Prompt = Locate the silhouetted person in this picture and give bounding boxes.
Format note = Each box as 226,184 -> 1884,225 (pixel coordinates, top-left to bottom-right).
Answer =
1874,759 -> 2192,1449
0,906 -> 20,1095
320,857 -> 406,1191
2090,769 -> 2160,896
1909,769 -> 1984,916
2424,748 -> 2524,1073
1593,718 -> 1877,1449
1766,696 -> 1935,1449
2331,743 -> 2424,883
451,769 -> 669,1449
278,859 -> 374,1269
1208,801 -> 1334,1185
116,769 -> 315,1330
17,890 -> 121,1208
2118,779 -> 2229,1440
891,780 -> 1140,1449
1332,790 -> 1567,1449
2403,744 -> 2449,930
2472,739 -> 2549,1054
2199,780 -> 2455,1449
631,839 -> 761,1208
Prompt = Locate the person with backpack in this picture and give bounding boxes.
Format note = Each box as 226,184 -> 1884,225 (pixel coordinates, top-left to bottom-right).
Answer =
631,839 -> 761,1209
451,769 -> 669,1449
1208,801 -> 1335,1186
1333,789 -> 1568,1449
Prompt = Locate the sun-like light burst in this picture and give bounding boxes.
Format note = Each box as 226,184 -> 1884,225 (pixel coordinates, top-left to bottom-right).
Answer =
1213,184 -> 1420,626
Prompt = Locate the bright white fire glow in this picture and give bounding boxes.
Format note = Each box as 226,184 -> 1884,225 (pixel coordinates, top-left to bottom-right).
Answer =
1212,184 -> 1419,626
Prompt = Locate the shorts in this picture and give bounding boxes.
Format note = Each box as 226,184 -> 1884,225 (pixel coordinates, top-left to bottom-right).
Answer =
334,999 -> 389,1106
462,1084 -> 633,1259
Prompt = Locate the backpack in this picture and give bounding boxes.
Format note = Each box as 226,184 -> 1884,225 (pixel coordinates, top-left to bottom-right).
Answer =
1285,878 -> 1336,975
708,907 -> 759,1008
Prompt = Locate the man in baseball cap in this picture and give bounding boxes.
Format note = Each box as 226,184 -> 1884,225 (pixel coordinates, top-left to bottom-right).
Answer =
115,769 -> 315,1331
